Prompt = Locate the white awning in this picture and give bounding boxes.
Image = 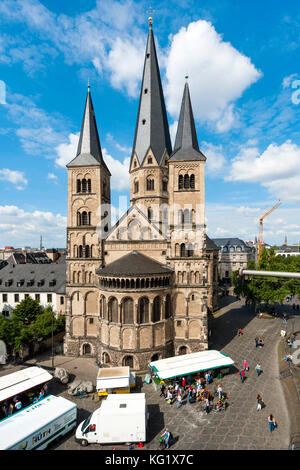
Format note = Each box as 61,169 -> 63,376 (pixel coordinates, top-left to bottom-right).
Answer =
149,350 -> 234,380
0,367 -> 53,403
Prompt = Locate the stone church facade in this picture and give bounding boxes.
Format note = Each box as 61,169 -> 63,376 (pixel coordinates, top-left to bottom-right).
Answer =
64,21 -> 219,370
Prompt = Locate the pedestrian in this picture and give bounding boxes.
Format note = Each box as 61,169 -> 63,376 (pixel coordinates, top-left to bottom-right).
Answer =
239,369 -> 245,384
205,397 -> 210,414
243,360 -> 249,371
258,337 -> 264,347
255,363 -> 262,376
238,328 -> 243,336
8,403 -> 14,416
268,414 -> 276,433
217,384 -> 223,399
177,394 -> 182,408
160,383 -> 165,398
161,429 -> 171,449
14,399 -> 22,411
166,388 -> 173,404
205,371 -> 212,384
255,337 -> 258,348
182,377 -> 186,389
257,394 -> 263,411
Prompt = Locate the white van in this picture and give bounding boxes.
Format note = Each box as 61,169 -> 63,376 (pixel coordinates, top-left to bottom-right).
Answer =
0,395 -> 77,450
75,393 -> 147,447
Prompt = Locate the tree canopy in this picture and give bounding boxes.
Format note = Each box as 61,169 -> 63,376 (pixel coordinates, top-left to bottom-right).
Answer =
0,299 -> 65,354
232,248 -> 300,309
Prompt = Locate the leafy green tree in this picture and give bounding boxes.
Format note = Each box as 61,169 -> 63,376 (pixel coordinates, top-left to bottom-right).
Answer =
12,297 -> 44,325
232,248 -> 300,309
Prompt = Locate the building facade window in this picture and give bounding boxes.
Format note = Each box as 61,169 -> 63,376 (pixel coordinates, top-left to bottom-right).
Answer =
146,178 -> 154,191
47,294 -> 52,303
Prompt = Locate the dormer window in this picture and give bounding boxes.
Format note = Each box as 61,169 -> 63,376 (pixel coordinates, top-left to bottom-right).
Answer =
148,157 -> 152,164
144,88 -> 148,94
142,119 -> 146,125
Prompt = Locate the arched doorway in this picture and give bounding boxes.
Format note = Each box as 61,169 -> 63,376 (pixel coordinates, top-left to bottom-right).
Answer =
122,355 -> 134,368
82,343 -> 91,355
178,346 -> 187,356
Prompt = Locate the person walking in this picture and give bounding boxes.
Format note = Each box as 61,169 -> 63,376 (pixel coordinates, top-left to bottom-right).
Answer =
255,337 -> 258,348
205,397 -> 210,414
161,429 -> 171,449
257,394 -> 264,411
177,394 -> 182,408
243,360 -> 249,372
255,363 -> 262,376
238,328 -> 243,336
160,383 -> 166,398
239,369 -> 245,384
268,414 -> 276,433
217,384 -> 223,400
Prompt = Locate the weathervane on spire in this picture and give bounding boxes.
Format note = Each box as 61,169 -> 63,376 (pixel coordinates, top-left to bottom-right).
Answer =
147,6 -> 155,27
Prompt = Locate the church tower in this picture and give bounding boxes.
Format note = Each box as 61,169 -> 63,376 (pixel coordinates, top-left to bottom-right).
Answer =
168,81 -> 209,355
129,20 -> 172,232
64,87 -> 111,356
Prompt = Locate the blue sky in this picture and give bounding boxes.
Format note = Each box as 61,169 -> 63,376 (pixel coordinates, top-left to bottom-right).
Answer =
0,0 -> 300,248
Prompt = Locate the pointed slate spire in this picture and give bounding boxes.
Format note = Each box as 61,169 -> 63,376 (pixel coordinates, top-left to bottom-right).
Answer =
67,87 -> 110,173
170,82 -> 206,161
131,23 -> 172,166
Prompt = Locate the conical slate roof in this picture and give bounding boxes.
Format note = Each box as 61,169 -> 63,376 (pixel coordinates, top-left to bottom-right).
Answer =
67,88 -> 110,173
170,82 -> 206,161
96,251 -> 173,276
131,24 -> 172,166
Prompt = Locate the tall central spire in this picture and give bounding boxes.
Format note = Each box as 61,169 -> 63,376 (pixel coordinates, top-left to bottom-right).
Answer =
67,87 -> 110,172
131,23 -> 172,166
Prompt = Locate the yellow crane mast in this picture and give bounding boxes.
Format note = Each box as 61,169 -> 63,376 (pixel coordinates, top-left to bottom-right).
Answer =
258,200 -> 282,262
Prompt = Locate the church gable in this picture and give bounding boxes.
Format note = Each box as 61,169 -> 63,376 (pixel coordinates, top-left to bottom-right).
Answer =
106,204 -> 166,242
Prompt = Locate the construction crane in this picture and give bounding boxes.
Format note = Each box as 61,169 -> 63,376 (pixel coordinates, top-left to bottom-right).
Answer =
258,200 -> 282,263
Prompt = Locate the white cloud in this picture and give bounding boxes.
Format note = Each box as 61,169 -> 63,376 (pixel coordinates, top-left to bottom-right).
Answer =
201,142 -> 226,176
0,205 -> 66,248
165,20 -> 262,131
227,140 -> 300,202
47,173 -> 58,183
282,73 -> 298,89
0,168 -> 28,189
106,37 -> 144,97
55,133 -> 79,167
102,148 -> 130,191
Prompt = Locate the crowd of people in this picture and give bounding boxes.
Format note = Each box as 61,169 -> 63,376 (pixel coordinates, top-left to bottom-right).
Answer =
159,373 -> 228,413
0,383 -> 49,420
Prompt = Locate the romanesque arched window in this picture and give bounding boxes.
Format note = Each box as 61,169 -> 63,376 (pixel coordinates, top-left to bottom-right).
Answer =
152,296 -> 161,323
122,298 -> 134,324
178,174 -> 183,189
77,179 -> 81,193
81,179 -> 87,193
165,294 -> 171,319
190,174 -> 195,189
146,177 -> 154,190
134,179 -> 139,193
81,211 -> 88,225
108,297 -> 118,323
184,174 -> 190,189
180,243 -> 186,257
87,179 -> 91,192
138,297 -> 149,323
